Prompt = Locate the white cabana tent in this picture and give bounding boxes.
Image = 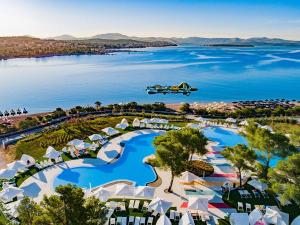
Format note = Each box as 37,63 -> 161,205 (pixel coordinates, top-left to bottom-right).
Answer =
0,168 -> 18,180
225,118 -> 237,123
92,187 -> 112,202
135,186 -> 155,199
248,179 -> 268,192
188,196 -> 208,212
102,127 -> 120,136
121,118 -> 129,125
20,154 -> 35,167
44,146 -> 62,160
7,161 -> 27,172
230,213 -> 249,225
115,123 -> 128,130
132,118 -> 140,127
89,134 -> 104,141
114,184 -> 134,197
291,215 -> 300,225
156,214 -> 172,225
140,118 -> 151,124
148,197 -> 172,214
179,211 -> 195,225
239,120 -> 249,126
249,209 -> 263,225
263,207 -> 289,225
67,139 -> 84,146
180,171 -> 200,183
0,186 -> 24,203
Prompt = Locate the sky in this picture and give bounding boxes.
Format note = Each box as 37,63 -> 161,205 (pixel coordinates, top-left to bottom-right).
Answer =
0,0 -> 300,40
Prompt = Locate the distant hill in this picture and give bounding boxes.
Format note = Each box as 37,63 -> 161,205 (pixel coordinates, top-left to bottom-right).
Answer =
50,34 -> 78,40
50,33 -> 300,46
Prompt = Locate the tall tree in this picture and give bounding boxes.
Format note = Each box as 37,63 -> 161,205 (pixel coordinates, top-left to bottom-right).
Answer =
154,131 -> 189,192
17,197 -> 42,225
221,144 -> 257,186
84,196 -> 108,225
179,103 -> 191,113
94,101 -> 102,110
245,122 -> 296,181
269,153 -> 300,205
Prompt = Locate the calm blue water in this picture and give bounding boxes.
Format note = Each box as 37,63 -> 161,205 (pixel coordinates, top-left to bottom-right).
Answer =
202,126 -> 280,167
53,133 -> 159,189
1,46 -> 300,113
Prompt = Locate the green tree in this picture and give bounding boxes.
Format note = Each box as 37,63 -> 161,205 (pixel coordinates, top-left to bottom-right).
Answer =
17,197 -> 42,225
269,153 -> 300,205
42,195 -> 66,225
84,196 -> 108,225
245,122 -> 296,181
154,131 -> 189,192
32,214 -> 53,225
221,144 -> 257,186
179,103 -> 191,113
94,101 -> 102,110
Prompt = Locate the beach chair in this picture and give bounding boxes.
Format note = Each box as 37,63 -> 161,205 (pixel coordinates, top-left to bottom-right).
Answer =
246,203 -> 251,213
252,190 -> 260,198
238,190 -> 246,199
129,216 -> 134,225
238,202 -> 244,212
121,217 -> 127,225
175,211 -> 180,221
110,218 -> 116,225
147,217 -> 153,225
140,217 -> 146,225
134,217 -> 141,225
169,210 -> 175,220
134,200 -> 140,210
117,217 -> 122,225
244,190 -> 252,198
142,201 -> 149,211
129,200 -> 135,209
151,211 -> 158,217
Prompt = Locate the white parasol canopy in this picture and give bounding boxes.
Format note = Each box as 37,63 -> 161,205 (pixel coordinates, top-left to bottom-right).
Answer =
102,127 -> 120,136
44,146 -> 62,159
7,160 -> 27,171
180,171 -> 200,182
225,118 -> 237,123
121,118 -> 129,125
0,168 -> 18,180
248,179 -> 268,192
114,184 -> 134,197
140,118 -> 151,124
186,123 -> 202,129
67,139 -> 84,146
132,118 -> 140,127
76,142 -> 91,150
20,154 -> 35,167
0,186 -> 24,203
263,207 -> 289,225
115,123 -> 128,130
89,134 -> 104,141
249,209 -> 263,225
156,214 -> 172,225
195,117 -> 208,122
291,215 -> 300,225
148,197 -> 172,214
188,196 -> 208,212
179,211 -> 195,225
134,186 -> 155,198
92,187 -> 112,202
230,213 -> 249,225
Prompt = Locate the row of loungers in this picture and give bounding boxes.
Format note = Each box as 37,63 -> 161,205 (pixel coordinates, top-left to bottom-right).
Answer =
238,202 -> 268,214
238,189 -> 269,199
135,124 -> 180,130
35,157 -> 63,169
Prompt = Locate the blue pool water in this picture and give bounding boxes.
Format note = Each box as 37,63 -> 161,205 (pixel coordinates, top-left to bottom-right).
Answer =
202,126 -> 281,167
53,133 -> 159,189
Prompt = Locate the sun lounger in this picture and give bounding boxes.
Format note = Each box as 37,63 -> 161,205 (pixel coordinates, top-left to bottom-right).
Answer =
238,202 -> 244,212
134,200 -> 140,210
117,217 -> 122,225
238,190 -> 246,198
147,217 -> 153,225
106,209 -> 114,219
170,210 -> 175,220
110,218 -> 116,225
134,217 -> 141,225
121,217 -> 127,225
152,211 -> 158,217
129,216 -> 134,225
246,203 -> 251,213
142,201 -> 149,210
175,211 -> 180,221
252,190 -> 260,198
140,217 -> 146,225
129,200 -> 135,209
244,190 -> 252,198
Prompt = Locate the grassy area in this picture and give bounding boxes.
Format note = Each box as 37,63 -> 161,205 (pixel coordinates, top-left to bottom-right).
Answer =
223,184 -> 300,222
108,198 -> 206,225
0,212 -> 9,225
14,166 -> 39,187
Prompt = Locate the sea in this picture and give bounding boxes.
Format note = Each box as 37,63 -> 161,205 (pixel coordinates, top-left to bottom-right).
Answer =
0,45 -> 300,113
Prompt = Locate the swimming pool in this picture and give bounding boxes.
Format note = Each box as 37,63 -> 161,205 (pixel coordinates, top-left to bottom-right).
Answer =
53,133 -> 159,189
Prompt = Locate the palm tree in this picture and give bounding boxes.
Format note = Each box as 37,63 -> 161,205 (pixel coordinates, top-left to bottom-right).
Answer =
10,109 -> 16,116
94,101 -> 102,110
23,108 -> 28,114
17,108 -> 22,115
4,110 -> 9,117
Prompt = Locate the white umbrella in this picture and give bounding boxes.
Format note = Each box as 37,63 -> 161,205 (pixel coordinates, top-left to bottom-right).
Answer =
0,186 -> 24,203
180,171 -> 200,182
230,213 -> 249,225
179,211 -> 195,225
261,125 -> 273,132
248,179 -> 268,192
102,127 -> 120,136
121,118 -> 129,125
156,214 -> 172,225
115,123 -> 128,130
188,196 -> 208,212
249,209 -> 263,225
135,186 -> 155,198
76,142 -> 91,150
89,134 -> 104,141
186,123 -> 202,129
67,139 -> 83,146
132,118 -> 140,127
20,154 -> 35,167
225,118 -> 237,123
7,161 -> 27,171
195,117 -> 208,122
0,168 -> 18,180
263,207 -> 289,225
148,197 -> 172,214
44,146 -> 62,160
114,184 -> 134,197
291,215 -> 300,225
93,187 -> 112,202
141,118 -> 150,124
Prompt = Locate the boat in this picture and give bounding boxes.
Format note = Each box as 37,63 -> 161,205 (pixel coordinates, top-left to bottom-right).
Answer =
146,82 -> 198,96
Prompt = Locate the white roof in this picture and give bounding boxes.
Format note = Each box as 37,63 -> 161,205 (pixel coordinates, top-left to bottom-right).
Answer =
0,168 -> 18,180
180,171 -> 200,182
132,118 -> 140,126
148,197 -> 172,214
121,118 -> 129,125
44,146 -> 62,159
67,139 -> 84,146
102,127 -> 120,136
115,123 -> 128,130
0,186 -> 24,202
89,134 -> 104,141
291,215 -> 300,225
230,213 -> 249,225
249,209 -> 263,225
225,117 -> 237,123
179,211 -> 195,225
156,214 -> 172,225
7,160 -> 27,171
134,186 -> 155,198
248,179 -> 268,192
114,184 -> 134,197
20,154 -> 35,166
76,142 -> 91,150
263,207 -> 289,225
188,196 -> 208,212
92,187 -> 112,202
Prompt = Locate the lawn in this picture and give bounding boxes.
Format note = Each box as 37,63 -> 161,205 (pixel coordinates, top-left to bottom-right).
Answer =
223,184 -> 300,222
